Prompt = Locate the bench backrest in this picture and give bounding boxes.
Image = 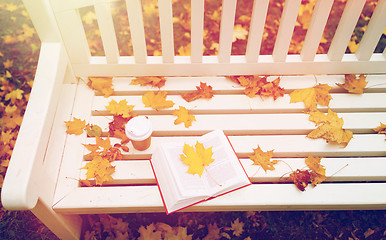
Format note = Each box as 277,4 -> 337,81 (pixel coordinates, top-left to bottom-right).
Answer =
25,0 -> 386,76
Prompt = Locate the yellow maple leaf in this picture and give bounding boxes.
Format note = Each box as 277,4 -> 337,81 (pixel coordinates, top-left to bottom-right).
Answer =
130,76 -> 166,88
82,11 -> 97,25
142,91 -> 175,110
3,59 -> 13,69
337,74 -> 368,94
307,109 -> 353,146
177,43 -> 191,56
297,0 -> 315,29
172,106 -> 196,128
248,145 -> 277,172
233,24 -> 248,42
65,117 -> 86,135
305,154 -> 327,187
105,99 -> 135,118
290,84 -> 332,111
81,156 -> 115,186
87,77 -> 114,97
5,89 -> 24,103
180,141 -> 214,176
138,223 -> 162,240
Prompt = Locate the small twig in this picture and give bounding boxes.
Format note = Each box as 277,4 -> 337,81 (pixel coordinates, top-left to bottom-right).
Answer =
325,164 -> 349,181
205,167 -> 222,187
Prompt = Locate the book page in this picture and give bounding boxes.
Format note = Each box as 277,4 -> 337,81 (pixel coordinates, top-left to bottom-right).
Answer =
198,130 -> 251,196
163,144 -> 211,198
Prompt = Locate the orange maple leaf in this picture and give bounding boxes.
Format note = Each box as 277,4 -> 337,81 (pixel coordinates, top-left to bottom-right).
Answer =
130,76 -> 166,88
337,74 -> 368,94
87,77 -> 114,97
373,122 -> 386,134
180,141 -> 214,176
248,145 -> 277,172
180,82 -> 214,102
172,106 -> 196,128
290,84 -> 332,111
84,136 -> 123,162
65,117 -> 86,135
307,109 -> 353,146
105,99 -> 136,118
81,156 -> 115,186
142,91 -> 175,110
305,154 -> 327,187
108,115 -> 130,144
228,76 -> 284,100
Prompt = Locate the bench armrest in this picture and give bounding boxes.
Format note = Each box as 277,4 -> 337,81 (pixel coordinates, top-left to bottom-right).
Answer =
1,42 -> 68,210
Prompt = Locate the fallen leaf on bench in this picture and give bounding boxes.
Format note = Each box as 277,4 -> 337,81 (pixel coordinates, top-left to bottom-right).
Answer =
108,115 -> 130,144
305,154 -> 327,187
307,109 -> 353,146
180,82 -> 214,102
87,77 -> 114,98
180,141 -> 214,176
373,122 -> 386,134
290,169 -> 311,191
142,91 -> 175,110
227,76 -> 284,100
65,117 -> 86,135
86,124 -> 102,137
81,156 -> 115,186
173,106 -> 196,128
84,136 -> 123,162
290,84 -> 332,111
105,99 -> 136,119
248,145 -> 277,172
130,76 -> 166,88
337,74 -> 367,94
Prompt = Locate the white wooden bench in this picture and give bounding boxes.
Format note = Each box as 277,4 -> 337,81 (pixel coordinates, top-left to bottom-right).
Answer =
2,0 -> 386,239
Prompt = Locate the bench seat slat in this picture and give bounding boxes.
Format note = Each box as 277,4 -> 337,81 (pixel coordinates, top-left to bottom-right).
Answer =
84,134 -> 386,159
93,93 -> 386,115
53,183 -> 386,214
90,112 -> 386,135
79,157 -> 386,185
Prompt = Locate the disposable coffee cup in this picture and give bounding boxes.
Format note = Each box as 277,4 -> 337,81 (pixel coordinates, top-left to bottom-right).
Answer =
125,116 -> 152,151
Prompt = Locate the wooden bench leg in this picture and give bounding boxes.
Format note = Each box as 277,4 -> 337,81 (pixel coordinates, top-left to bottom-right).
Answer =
31,199 -> 82,240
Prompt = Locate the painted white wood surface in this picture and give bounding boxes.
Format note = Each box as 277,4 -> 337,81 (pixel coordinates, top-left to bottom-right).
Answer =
218,0 -> 237,63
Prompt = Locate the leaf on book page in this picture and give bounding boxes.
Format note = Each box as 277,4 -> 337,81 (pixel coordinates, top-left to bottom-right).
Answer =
81,156 -> 115,186
307,109 -> 353,146
180,141 -> 214,176
248,145 -> 277,172
130,76 -> 166,88
305,154 -> 327,187
142,91 -> 175,110
105,99 -> 136,119
65,117 -> 86,135
173,106 -> 196,128
87,77 -> 114,97
337,74 -> 367,94
290,84 -> 332,111
180,82 -> 214,102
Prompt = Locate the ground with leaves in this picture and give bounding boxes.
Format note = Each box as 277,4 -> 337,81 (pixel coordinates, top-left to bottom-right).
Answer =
1,0 -> 386,239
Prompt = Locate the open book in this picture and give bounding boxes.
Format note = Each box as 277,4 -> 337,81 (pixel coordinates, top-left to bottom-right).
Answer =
150,130 -> 251,214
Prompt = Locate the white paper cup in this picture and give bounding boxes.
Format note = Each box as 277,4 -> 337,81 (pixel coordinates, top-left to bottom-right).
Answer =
125,116 -> 152,151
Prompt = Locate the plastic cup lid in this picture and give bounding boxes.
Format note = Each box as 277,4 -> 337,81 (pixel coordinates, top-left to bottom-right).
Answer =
125,116 -> 152,141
